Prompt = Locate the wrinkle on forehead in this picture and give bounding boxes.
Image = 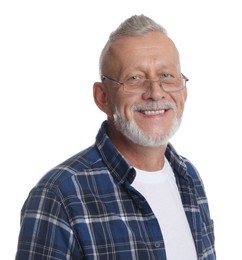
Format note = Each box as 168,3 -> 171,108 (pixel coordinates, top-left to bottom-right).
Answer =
110,32 -> 178,53
102,32 -> 180,76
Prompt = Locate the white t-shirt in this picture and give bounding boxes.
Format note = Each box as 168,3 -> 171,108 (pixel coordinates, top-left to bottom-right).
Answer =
132,158 -> 197,260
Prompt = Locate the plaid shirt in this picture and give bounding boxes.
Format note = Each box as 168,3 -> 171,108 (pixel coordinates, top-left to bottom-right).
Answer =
16,121 -> 215,260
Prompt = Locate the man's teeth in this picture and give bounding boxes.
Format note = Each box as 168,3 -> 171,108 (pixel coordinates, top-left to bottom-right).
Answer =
143,109 -> 165,115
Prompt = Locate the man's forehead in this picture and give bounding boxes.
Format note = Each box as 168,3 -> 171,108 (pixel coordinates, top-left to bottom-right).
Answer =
109,32 -> 177,52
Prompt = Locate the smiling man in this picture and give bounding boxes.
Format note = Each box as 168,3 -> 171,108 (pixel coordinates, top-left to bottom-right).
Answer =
16,15 -> 216,260
95,30 -> 186,167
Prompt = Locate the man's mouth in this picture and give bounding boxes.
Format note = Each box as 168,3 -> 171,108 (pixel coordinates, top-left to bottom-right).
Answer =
141,109 -> 166,115
133,101 -> 175,116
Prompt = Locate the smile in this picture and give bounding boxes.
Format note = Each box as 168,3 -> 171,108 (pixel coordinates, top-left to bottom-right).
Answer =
141,109 -> 166,115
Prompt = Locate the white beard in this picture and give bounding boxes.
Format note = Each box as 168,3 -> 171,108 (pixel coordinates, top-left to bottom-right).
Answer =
113,102 -> 182,147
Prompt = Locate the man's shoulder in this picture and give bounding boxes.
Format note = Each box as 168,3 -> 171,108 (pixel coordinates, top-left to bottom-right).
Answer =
36,144 -> 104,192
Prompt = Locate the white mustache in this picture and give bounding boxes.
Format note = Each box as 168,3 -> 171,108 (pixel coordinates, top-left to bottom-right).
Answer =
131,100 -> 176,111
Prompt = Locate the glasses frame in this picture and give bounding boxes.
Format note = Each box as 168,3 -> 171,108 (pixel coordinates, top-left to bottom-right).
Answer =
101,74 -> 189,93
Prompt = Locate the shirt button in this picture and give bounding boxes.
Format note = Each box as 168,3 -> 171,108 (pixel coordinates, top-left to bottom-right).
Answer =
154,242 -> 161,248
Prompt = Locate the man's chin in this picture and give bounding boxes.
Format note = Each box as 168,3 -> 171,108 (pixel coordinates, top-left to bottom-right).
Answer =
113,110 -> 181,148
122,128 -> 171,147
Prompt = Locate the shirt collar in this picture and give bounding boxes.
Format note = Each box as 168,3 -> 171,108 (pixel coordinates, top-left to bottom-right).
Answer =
165,143 -> 187,178
95,121 -> 188,184
95,121 -> 135,185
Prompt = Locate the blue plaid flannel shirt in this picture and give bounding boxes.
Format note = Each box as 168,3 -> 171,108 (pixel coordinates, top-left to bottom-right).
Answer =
16,121 -> 215,259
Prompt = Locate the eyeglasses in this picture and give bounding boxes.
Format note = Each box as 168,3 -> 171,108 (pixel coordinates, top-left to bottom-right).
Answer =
101,73 -> 189,94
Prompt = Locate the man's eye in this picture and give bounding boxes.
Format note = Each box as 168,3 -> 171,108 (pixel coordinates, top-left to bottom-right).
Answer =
161,73 -> 172,78
127,76 -> 141,82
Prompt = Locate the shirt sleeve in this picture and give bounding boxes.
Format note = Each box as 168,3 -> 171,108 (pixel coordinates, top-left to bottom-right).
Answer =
15,185 -> 82,259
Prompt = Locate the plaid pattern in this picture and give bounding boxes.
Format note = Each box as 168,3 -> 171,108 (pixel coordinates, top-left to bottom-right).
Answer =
16,121 -> 215,259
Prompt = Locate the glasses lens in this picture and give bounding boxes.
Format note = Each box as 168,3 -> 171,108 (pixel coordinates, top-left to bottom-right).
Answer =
161,78 -> 186,92
124,79 -> 148,93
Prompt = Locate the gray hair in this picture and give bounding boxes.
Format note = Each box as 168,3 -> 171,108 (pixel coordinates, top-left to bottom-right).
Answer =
99,14 -> 168,76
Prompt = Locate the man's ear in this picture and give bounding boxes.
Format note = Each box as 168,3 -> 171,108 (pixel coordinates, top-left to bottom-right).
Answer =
93,82 -> 112,116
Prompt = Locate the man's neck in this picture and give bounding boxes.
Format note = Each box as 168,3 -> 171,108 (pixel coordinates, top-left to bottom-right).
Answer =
122,144 -> 166,171
111,134 -> 167,171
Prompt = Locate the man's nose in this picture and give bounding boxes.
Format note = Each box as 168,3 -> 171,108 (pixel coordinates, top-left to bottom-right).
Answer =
143,79 -> 167,100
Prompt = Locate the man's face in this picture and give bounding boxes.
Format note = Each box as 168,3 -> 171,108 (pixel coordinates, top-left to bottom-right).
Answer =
97,31 -> 187,147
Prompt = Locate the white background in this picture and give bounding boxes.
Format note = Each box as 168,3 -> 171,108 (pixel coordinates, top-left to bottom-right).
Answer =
1,0 -> 241,259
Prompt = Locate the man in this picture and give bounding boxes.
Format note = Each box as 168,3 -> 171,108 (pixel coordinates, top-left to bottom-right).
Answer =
16,15 -> 215,259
